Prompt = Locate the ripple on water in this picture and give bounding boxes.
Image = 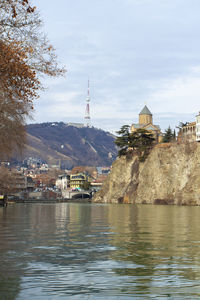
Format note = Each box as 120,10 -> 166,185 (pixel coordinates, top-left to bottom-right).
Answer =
1,204 -> 200,299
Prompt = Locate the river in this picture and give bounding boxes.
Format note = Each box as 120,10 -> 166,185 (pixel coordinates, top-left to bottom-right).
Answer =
0,203 -> 200,299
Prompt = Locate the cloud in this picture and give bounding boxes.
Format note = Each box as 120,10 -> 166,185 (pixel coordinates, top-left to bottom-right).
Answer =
31,0 -> 200,133
149,69 -> 200,114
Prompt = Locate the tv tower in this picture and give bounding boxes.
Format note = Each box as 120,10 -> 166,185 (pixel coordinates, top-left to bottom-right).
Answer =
84,79 -> 91,127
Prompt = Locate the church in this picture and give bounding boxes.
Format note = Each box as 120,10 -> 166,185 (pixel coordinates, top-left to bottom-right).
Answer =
131,105 -> 162,143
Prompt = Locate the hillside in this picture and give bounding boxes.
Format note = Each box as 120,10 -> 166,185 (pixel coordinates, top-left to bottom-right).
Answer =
20,122 -> 117,167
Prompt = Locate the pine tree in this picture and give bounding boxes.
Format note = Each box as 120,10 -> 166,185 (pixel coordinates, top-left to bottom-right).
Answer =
115,126 -> 155,158
173,129 -> 176,140
115,125 -> 130,156
162,126 -> 174,143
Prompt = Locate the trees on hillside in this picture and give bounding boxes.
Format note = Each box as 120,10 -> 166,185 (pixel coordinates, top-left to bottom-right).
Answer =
115,126 -> 155,161
0,0 -> 65,159
115,125 -> 130,156
162,126 -> 176,143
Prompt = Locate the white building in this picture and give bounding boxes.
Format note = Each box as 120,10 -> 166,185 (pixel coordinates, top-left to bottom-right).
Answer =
66,123 -> 85,128
196,112 -> 200,142
55,174 -> 69,190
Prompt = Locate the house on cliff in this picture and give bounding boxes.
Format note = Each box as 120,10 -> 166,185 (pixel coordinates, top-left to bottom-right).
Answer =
196,112 -> 200,141
178,112 -> 200,142
177,122 -> 196,142
131,105 -> 162,143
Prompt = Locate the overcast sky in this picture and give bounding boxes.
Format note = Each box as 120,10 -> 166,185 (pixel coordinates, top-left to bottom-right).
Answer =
32,0 -> 200,133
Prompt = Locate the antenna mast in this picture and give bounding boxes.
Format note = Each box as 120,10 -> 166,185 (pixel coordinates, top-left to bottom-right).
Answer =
84,79 -> 91,127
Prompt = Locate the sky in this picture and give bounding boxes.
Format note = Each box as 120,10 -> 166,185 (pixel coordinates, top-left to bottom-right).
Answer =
32,0 -> 200,134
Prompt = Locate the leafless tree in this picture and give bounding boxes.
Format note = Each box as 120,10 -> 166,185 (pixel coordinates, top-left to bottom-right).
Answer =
0,0 -> 65,159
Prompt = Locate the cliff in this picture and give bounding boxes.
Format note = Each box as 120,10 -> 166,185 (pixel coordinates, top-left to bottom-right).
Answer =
93,142 -> 200,205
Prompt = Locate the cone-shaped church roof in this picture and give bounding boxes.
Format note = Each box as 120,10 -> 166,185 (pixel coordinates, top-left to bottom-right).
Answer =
139,105 -> 152,115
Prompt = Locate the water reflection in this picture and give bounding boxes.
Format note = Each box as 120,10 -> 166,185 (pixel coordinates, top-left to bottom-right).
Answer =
1,204 -> 200,299
107,205 -> 200,298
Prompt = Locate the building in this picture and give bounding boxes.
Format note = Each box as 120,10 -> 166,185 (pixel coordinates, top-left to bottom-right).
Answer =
178,122 -> 196,142
71,166 -> 97,179
1,171 -> 35,195
131,105 -> 162,143
91,174 -> 108,191
196,112 -> 200,142
70,173 -> 87,189
55,174 -> 70,190
66,122 -> 85,128
178,112 -> 200,142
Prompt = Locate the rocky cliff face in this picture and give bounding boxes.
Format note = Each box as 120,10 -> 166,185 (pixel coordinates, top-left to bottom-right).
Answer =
93,142 -> 200,205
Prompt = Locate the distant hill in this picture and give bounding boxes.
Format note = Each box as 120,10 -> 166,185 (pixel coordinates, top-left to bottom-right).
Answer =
20,122 -> 117,167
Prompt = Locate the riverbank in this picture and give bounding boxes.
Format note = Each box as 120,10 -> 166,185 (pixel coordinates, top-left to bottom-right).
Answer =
5,197 -> 92,204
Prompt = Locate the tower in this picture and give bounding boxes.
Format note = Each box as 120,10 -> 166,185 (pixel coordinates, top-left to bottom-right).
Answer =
84,79 -> 91,127
139,105 -> 152,125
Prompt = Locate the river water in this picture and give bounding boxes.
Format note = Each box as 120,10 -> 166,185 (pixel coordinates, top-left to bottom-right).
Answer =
1,203 -> 200,299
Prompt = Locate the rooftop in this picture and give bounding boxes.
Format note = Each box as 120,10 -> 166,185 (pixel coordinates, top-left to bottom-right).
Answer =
139,105 -> 152,116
